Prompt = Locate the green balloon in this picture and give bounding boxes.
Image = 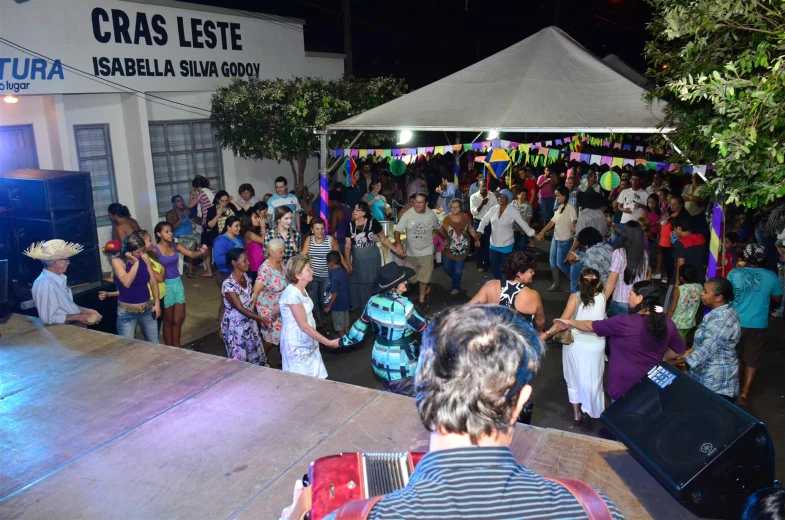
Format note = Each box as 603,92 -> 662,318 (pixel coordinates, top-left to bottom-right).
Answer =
390,159 -> 407,176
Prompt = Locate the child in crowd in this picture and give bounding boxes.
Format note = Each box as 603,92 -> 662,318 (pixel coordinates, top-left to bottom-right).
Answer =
644,193 -> 662,273
262,193 -> 273,203
718,231 -> 739,278
667,264 -> 702,340
323,250 -> 351,336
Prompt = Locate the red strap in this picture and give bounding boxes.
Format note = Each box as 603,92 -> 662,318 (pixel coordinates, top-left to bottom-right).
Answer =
333,495 -> 384,520
545,478 -> 613,520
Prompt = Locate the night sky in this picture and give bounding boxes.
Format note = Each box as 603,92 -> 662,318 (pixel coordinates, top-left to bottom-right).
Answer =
187,0 -> 653,90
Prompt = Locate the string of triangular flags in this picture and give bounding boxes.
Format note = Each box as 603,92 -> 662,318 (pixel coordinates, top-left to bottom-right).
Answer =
329,133 -> 672,164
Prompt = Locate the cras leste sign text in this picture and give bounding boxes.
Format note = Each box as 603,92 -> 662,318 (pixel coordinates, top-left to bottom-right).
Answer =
90,7 -> 261,79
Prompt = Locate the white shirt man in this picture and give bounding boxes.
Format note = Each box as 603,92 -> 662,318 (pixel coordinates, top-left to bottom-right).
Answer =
470,189 -> 497,223
25,240 -> 101,326
267,176 -> 302,230
617,175 -> 648,224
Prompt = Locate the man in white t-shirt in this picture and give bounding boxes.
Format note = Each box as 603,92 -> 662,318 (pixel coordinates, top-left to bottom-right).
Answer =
267,176 -> 302,231
470,181 -> 497,272
616,172 -> 648,224
394,193 -> 440,307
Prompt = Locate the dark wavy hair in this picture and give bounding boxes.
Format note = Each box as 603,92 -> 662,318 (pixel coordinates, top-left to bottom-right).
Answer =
576,227 -> 604,248
238,183 -> 255,197
630,281 -> 667,339
647,193 -> 661,215
742,487 -> 785,520
554,185 -> 570,215
153,221 -> 172,243
108,203 -> 131,218
121,233 -> 145,255
707,277 -> 734,304
239,212 -> 260,238
213,190 -> 230,206
226,247 -> 246,269
353,201 -> 372,220
578,267 -> 603,308
252,200 -> 268,214
503,251 -> 537,280
416,305 -> 543,445
192,175 -> 210,189
619,221 -> 647,285
221,215 -> 241,235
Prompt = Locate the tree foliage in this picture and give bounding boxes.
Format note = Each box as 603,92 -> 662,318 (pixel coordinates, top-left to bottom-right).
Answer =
645,0 -> 785,209
210,76 -> 407,189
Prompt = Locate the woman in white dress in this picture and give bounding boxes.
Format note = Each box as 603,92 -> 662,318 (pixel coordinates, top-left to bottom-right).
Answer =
544,267 -> 606,429
279,255 -> 340,378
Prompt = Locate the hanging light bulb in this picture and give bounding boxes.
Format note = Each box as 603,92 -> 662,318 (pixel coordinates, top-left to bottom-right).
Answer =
397,129 -> 412,145
3,95 -> 19,104
486,129 -> 499,140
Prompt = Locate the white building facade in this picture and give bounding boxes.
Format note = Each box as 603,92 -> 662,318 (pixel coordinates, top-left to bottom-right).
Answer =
0,0 -> 342,267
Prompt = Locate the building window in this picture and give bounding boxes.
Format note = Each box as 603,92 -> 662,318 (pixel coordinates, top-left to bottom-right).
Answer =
74,125 -> 117,227
149,121 -> 224,218
0,124 -> 39,173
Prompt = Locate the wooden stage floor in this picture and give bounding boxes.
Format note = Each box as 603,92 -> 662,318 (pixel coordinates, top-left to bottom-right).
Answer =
0,314 -> 698,519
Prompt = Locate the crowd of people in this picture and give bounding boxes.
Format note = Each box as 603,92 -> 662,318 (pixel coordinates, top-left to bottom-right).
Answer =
28,155 -> 785,417
22,154 -> 785,520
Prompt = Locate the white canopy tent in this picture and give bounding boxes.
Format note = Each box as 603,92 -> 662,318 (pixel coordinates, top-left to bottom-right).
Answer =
328,26 -> 668,134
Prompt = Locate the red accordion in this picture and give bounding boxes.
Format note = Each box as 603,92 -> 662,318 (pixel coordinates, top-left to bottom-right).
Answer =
292,452 -> 424,520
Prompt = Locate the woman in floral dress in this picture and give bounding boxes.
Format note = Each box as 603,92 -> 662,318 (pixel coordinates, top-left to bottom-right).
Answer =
221,248 -> 270,364
253,238 -> 287,357
438,198 -> 479,295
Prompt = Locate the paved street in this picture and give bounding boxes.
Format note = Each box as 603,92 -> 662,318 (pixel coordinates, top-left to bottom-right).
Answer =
191,243 -> 785,480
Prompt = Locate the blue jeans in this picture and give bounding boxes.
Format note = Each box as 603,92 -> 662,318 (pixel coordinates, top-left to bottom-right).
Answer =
307,275 -> 329,323
473,219 -> 490,269
490,248 -> 510,280
609,300 -> 630,317
539,197 -> 554,222
117,306 -> 159,343
442,257 -> 465,291
549,238 -> 572,276
517,233 -> 529,252
570,249 -> 585,294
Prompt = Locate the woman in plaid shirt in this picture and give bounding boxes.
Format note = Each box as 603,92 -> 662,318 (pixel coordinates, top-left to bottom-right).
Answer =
678,277 -> 741,402
264,206 -> 302,265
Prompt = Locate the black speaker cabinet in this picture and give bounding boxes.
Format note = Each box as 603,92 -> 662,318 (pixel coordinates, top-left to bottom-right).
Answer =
0,169 -> 101,287
602,363 -> 775,519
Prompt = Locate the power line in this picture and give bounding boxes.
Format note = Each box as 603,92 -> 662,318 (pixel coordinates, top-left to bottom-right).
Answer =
0,37 -> 214,118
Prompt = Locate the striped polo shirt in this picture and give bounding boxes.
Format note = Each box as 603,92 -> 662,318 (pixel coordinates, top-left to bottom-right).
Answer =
324,446 -> 624,520
307,235 -> 332,278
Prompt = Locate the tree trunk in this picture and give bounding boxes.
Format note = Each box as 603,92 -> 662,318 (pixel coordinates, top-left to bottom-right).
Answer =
296,153 -> 308,192
288,158 -> 299,192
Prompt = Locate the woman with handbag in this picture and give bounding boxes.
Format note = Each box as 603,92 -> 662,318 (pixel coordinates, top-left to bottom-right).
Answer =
469,251 -> 545,332
339,262 -> 428,396
545,268 -> 607,429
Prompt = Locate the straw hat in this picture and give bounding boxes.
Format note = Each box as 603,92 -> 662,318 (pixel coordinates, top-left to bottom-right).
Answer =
23,240 -> 83,260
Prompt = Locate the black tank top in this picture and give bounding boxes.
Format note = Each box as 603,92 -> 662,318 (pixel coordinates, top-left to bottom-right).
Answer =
499,280 -> 535,324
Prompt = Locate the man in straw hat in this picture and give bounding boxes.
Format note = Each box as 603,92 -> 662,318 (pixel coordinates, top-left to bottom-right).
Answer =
24,240 -> 101,326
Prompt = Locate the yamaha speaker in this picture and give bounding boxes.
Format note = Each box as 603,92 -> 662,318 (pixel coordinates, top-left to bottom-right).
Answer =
602,363 -> 775,519
0,169 -> 101,287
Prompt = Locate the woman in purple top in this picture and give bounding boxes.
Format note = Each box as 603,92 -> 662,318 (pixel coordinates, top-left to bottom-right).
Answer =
555,281 -> 685,401
153,221 -> 206,348
109,233 -> 161,343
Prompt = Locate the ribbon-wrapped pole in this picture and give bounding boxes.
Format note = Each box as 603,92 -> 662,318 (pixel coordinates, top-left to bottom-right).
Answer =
707,200 -> 723,279
319,172 -> 329,221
